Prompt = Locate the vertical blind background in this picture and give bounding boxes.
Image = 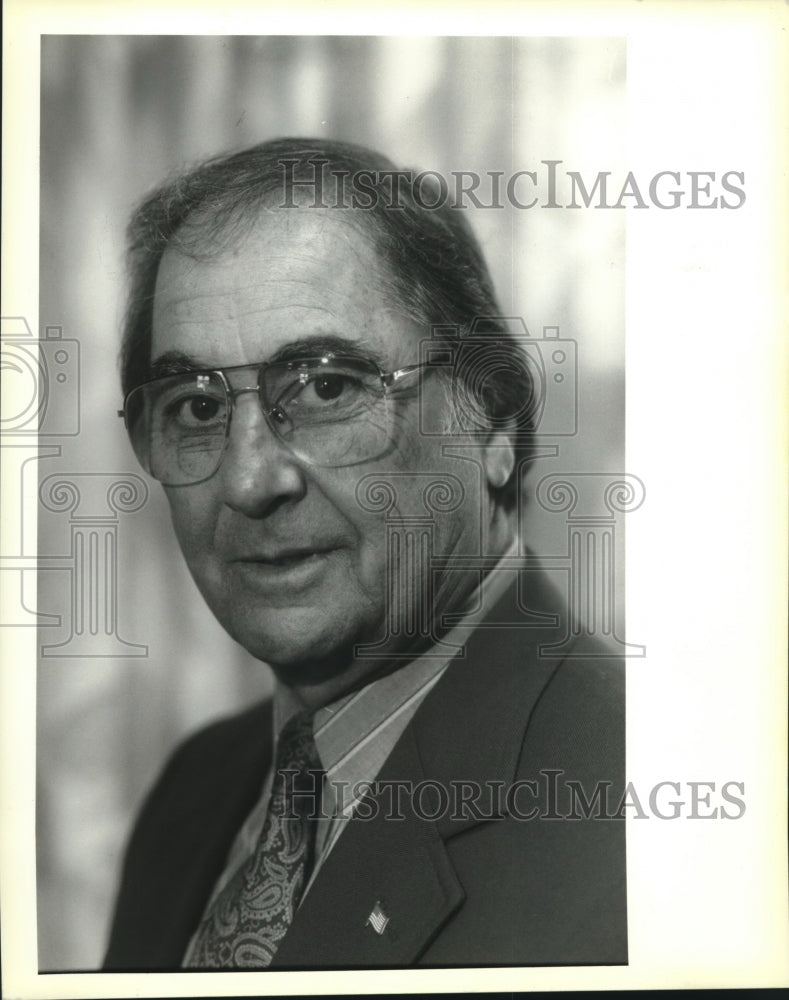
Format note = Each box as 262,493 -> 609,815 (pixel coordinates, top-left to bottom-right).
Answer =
37,35 -> 625,970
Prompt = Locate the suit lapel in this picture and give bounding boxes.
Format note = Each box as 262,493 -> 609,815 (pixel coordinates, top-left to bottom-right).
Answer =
271,726 -> 465,967
415,564 -> 566,839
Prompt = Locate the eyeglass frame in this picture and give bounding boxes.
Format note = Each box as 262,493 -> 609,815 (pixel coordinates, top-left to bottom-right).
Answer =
117,353 -> 435,483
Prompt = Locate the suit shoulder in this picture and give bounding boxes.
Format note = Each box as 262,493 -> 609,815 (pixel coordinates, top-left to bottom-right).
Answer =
104,698 -> 274,969
123,697 -> 274,864
542,649 -> 625,716
521,649 -> 625,785
154,697 -> 273,793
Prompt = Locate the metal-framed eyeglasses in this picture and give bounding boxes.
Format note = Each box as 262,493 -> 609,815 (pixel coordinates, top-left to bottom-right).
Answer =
118,354 -> 431,486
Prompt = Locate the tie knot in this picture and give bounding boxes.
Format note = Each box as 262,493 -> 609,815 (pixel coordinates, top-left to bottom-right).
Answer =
276,711 -> 321,773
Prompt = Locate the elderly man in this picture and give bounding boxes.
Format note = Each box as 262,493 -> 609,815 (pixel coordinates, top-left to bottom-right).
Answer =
104,138 -> 626,970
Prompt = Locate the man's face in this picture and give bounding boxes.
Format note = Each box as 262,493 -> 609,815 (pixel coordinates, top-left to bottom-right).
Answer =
151,208 -> 502,701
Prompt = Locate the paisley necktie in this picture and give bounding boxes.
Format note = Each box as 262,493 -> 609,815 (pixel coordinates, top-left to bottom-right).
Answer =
186,711 -> 323,968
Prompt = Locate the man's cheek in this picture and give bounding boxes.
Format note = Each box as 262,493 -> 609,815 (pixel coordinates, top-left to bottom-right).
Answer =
351,527 -> 386,587
166,503 -> 216,582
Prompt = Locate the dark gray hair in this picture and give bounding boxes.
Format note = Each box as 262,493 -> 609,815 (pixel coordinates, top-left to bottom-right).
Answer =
120,137 -> 536,505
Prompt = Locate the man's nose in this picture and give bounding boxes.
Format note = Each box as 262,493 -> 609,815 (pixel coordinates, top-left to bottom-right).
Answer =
218,393 -> 306,517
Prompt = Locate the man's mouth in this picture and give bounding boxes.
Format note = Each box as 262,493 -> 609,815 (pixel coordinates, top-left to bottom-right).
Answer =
230,544 -> 336,573
229,548 -> 339,588
255,551 -> 326,567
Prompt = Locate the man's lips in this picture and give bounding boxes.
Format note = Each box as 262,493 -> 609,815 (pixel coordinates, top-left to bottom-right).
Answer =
225,547 -> 341,593
230,546 -> 341,567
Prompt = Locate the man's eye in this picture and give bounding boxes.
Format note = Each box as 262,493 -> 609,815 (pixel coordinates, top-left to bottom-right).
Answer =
185,396 -> 221,421
165,394 -> 225,429
286,372 -> 364,408
310,374 -> 348,401
271,366 -> 378,421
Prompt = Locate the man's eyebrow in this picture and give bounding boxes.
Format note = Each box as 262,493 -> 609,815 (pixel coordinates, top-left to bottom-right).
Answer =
147,337 -> 388,379
147,351 -> 205,379
268,336 -> 387,368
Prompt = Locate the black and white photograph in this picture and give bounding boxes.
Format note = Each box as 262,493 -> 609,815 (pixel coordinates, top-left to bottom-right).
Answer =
1,1 -> 787,996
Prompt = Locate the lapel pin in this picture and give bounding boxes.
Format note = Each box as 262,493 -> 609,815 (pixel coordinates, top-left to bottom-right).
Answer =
366,900 -> 389,935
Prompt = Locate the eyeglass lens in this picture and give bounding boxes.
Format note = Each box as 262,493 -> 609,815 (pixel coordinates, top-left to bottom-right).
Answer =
124,358 -> 394,485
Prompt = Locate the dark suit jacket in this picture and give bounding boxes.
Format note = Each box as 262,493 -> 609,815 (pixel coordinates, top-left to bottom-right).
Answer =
104,567 -> 626,969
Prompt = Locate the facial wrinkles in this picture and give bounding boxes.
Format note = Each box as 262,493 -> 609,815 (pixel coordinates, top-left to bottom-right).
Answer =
156,209 -> 396,353
156,291 -> 338,369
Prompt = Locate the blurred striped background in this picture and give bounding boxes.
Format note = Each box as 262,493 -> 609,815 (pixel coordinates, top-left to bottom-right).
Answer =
37,35 -> 625,969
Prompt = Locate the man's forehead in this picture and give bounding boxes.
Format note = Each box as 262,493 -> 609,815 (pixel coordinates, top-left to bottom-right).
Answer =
155,205 -> 377,293
150,207 -> 415,368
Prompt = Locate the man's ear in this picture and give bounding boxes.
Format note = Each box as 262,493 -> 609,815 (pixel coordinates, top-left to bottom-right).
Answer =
481,427 -> 516,491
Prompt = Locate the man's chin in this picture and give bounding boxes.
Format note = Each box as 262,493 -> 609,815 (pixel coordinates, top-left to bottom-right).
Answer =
227,610 -> 361,675
225,609 -> 413,706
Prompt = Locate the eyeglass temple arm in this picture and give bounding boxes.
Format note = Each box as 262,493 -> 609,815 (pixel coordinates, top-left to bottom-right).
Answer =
382,361 -> 433,387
